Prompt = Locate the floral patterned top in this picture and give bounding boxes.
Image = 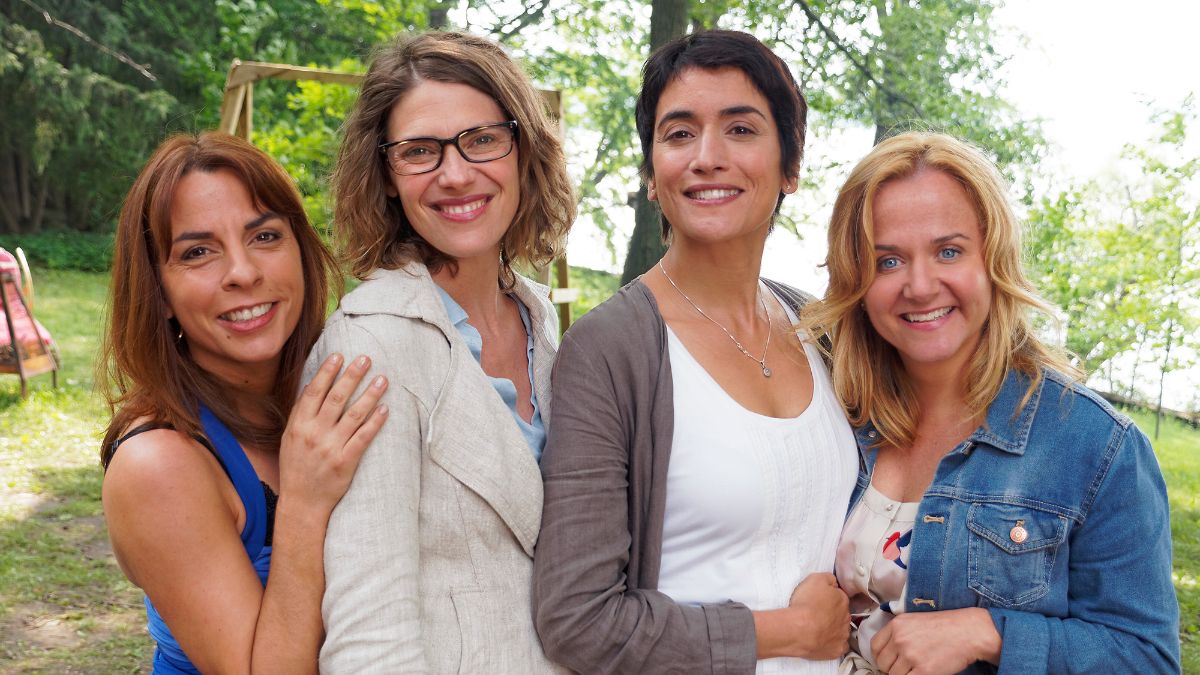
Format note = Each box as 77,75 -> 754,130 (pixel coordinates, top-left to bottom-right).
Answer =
835,484 -> 920,674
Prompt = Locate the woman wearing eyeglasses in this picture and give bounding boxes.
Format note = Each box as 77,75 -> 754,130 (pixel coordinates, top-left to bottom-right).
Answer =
307,32 -> 574,673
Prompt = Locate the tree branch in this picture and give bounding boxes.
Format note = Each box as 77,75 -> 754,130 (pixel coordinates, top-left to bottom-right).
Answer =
17,0 -> 156,81
492,0 -> 554,43
792,0 -> 924,119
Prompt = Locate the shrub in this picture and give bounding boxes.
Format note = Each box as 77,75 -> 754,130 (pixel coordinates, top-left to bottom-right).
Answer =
0,233 -> 114,272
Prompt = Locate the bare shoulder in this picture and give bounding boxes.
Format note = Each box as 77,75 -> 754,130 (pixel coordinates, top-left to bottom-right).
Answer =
102,424 -> 240,579
103,423 -> 228,503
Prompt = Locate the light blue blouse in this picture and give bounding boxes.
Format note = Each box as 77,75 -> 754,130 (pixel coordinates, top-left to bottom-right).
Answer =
433,284 -> 547,461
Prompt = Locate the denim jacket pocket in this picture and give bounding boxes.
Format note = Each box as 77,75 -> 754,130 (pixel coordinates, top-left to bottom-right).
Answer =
966,502 -> 1069,607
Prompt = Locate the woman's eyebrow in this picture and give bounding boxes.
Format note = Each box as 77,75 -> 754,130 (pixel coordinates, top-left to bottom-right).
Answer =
172,212 -> 279,244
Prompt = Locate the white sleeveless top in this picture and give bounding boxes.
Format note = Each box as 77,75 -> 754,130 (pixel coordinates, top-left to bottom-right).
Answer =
657,301 -> 859,675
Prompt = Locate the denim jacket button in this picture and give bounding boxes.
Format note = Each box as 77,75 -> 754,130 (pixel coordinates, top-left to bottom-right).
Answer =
1010,523 -> 1029,544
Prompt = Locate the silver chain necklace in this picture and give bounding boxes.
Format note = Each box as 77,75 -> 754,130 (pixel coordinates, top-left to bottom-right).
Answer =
658,260 -> 772,377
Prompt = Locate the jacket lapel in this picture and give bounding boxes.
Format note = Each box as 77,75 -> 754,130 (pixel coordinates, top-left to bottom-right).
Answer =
426,344 -> 545,557
341,265 -> 551,556
511,276 -> 557,423
418,271 -> 553,558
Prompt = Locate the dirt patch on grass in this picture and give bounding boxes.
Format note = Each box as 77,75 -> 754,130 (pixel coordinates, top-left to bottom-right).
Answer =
0,602 -> 81,651
0,492 -> 151,672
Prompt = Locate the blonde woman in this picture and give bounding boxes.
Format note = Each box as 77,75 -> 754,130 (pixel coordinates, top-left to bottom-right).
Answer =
810,132 -> 1178,674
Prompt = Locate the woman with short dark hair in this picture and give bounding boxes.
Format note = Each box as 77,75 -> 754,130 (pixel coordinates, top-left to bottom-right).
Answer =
533,30 -> 856,674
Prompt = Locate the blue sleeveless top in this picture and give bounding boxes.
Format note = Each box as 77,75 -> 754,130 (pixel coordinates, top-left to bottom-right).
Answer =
144,406 -> 273,674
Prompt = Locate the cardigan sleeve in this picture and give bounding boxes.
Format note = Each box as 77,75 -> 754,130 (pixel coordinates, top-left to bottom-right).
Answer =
532,315 -> 757,675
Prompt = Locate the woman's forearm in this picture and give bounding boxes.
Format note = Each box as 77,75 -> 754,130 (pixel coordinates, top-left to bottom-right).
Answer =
250,497 -> 330,674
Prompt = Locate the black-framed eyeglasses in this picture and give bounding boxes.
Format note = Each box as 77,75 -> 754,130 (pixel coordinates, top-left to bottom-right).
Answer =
378,121 -> 519,176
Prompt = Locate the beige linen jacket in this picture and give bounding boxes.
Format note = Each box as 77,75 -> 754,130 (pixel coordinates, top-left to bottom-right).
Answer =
306,262 -> 568,674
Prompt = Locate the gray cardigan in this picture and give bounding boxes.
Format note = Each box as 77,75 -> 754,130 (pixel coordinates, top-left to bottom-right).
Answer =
532,280 -> 763,674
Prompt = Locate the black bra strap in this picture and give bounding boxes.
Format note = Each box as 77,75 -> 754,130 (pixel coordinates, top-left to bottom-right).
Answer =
110,422 -> 232,479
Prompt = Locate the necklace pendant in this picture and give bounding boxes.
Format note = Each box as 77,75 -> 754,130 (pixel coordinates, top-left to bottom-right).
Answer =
762,365 -> 772,377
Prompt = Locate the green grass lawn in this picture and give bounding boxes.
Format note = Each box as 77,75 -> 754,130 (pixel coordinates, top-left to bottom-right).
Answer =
1139,407 -> 1200,672
0,270 -> 150,673
0,270 -> 1197,672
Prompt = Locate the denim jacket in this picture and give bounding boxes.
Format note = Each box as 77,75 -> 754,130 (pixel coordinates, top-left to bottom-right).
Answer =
850,368 -> 1179,674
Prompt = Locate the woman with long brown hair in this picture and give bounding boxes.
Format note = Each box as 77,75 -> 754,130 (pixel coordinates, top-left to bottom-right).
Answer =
309,32 -> 574,672
100,132 -> 387,674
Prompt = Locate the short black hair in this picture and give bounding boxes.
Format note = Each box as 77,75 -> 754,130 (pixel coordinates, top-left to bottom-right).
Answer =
635,30 -> 808,238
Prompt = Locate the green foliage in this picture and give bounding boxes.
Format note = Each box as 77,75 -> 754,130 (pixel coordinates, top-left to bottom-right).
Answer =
0,0 -> 428,237
0,15 -> 180,235
1027,100 -> 1199,402
0,233 -> 114,272
568,264 -> 621,318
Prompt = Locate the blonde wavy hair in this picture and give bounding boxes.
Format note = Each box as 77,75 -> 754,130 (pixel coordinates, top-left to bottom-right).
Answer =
332,31 -> 574,286
805,132 -> 1078,449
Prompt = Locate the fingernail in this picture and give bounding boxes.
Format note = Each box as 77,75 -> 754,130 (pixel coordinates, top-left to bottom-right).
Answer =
372,375 -> 386,389
356,355 -> 369,368
376,404 -> 389,416
328,353 -> 343,367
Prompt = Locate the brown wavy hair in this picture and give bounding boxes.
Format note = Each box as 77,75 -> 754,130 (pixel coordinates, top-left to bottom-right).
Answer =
805,132 -> 1078,449
333,31 -> 574,285
99,132 -> 339,469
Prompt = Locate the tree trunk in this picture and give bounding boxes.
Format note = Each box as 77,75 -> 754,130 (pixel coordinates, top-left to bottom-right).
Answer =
1154,319 -> 1174,440
871,0 -> 898,145
16,148 -> 30,223
0,194 -> 16,234
621,185 -> 666,284
29,168 -> 49,233
428,1 -> 450,30
0,150 -> 18,234
649,0 -> 689,48
620,0 -> 689,283
1128,335 -> 1145,402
